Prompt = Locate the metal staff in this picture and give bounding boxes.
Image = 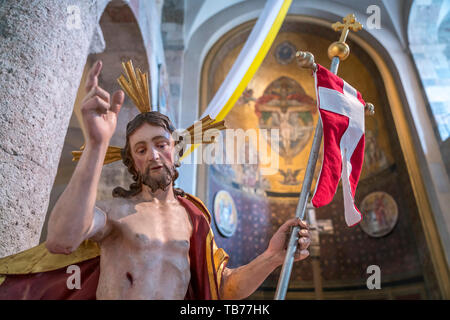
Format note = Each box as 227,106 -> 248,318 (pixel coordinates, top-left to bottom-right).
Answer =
274,13 -> 370,300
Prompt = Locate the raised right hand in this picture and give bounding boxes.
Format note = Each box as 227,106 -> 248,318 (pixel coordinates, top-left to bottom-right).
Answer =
81,60 -> 124,145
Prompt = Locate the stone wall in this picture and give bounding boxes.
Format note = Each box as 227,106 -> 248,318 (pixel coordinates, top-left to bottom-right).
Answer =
161,0 -> 185,126
0,0 -> 109,257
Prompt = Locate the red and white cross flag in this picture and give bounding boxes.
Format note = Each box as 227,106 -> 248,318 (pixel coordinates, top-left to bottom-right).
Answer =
311,64 -> 365,227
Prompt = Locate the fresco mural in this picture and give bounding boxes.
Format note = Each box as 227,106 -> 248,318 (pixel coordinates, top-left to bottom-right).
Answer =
205,30 -> 396,198
201,24 -> 427,298
255,76 -> 316,164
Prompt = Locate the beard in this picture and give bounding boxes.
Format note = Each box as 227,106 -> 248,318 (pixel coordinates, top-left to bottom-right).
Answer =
139,161 -> 177,193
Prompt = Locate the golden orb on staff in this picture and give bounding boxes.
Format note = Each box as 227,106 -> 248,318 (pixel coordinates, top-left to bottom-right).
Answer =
328,13 -> 363,61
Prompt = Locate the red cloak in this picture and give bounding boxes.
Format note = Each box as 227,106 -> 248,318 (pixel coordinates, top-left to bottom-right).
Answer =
0,193 -> 228,300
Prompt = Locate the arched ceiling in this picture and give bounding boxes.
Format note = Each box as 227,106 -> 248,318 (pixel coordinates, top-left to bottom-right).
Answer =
184,0 -> 413,52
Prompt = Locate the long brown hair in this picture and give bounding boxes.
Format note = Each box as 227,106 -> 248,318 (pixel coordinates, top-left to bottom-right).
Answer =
112,112 -> 185,198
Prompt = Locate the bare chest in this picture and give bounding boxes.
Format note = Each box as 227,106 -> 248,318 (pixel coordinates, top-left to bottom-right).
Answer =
96,201 -> 194,299
105,201 -> 193,251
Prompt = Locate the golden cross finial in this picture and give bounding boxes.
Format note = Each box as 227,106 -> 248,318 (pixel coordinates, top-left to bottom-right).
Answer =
327,13 -> 363,61
331,14 -> 363,43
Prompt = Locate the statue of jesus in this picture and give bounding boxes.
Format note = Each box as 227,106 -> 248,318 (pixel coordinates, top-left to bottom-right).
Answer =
2,61 -> 311,300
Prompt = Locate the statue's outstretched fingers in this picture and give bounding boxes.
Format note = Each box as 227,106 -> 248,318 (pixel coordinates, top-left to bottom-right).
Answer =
110,90 -> 124,115
85,60 -> 102,92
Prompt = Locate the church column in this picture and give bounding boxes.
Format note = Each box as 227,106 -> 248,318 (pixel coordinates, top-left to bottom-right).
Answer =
0,0 -> 109,257
161,0 -> 185,126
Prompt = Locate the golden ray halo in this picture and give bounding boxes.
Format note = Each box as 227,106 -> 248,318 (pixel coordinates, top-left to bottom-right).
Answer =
72,60 -> 227,165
